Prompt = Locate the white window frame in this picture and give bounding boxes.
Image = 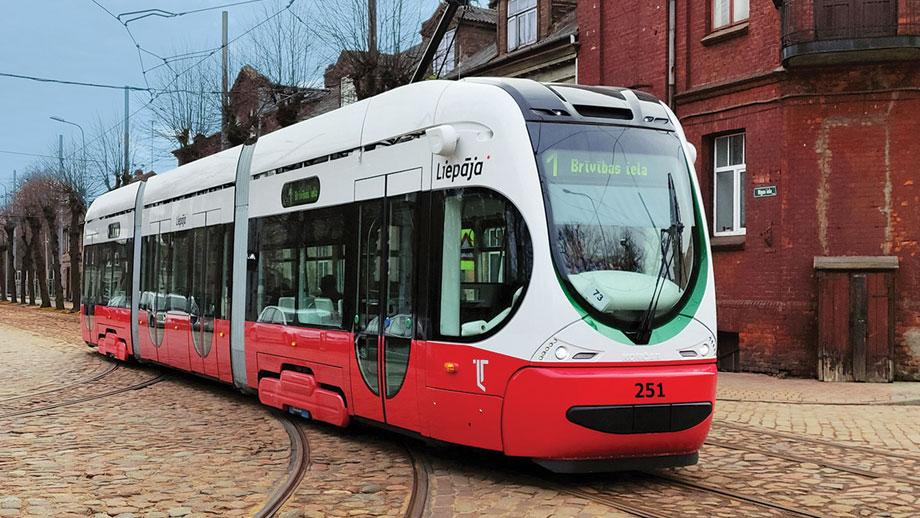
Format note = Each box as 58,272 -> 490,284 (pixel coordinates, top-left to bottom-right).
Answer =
508,0 -> 537,51
713,133 -> 746,237
712,0 -> 749,30
435,29 -> 456,76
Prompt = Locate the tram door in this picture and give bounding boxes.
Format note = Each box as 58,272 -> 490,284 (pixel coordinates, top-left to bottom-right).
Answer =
351,171 -> 421,430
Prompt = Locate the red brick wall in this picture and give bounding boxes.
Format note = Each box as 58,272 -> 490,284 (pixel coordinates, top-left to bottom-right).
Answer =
577,0 -> 920,379
576,0 -> 669,98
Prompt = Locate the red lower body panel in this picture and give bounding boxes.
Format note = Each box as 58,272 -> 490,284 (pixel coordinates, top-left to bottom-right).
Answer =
97,332 -> 129,361
502,363 -> 717,460
259,370 -> 349,427
92,307 -> 132,360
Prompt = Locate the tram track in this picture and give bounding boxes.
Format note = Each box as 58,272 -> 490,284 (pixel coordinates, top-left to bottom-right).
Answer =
549,473 -> 830,518
708,423 -> 920,486
714,421 -> 920,462
643,472 -> 830,518
0,361 -> 119,404
0,371 -> 166,420
403,443 -> 431,518
253,413 -> 311,518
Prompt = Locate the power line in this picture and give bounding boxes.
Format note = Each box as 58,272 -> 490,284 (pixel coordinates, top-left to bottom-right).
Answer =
0,72 -> 147,91
65,1 -> 296,165
0,72 -> 222,95
117,0 -> 266,24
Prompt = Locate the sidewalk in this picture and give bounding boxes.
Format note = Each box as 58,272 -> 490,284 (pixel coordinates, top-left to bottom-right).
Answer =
717,371 -> 920,405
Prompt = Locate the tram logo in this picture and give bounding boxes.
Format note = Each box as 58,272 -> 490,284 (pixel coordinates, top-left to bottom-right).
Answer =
473,359 -> 489,392
436,156 -> 484,183
176,214 -> 187,227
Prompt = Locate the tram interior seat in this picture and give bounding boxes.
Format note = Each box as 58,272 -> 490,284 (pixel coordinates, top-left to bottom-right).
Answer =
461,286 -> 523,336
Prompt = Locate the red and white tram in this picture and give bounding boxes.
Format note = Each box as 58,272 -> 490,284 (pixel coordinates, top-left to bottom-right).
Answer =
82,78 -> 717,472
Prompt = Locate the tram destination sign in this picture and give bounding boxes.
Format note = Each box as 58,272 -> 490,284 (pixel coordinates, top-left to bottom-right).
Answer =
282,176 -> 321,207
753,185 -> 777,198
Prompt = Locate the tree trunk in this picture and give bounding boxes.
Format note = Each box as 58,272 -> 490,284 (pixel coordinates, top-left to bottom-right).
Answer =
21,231 -> 34,305
32,229 -> 51,309
0,246 -> 6,302
5,227 -> 16,304
44,210 -> 65,310
69,203 -> 83,313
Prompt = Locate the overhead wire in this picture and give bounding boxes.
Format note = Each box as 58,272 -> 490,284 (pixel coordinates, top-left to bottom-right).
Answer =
68,0 -> 296,167
0,72 -> 221,94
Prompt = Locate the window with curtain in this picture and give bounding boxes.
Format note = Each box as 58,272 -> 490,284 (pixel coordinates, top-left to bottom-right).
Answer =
713,133 -> 746,236
712,0 -> 749,30
434,29 -> 456,76
508,0 -> 537,51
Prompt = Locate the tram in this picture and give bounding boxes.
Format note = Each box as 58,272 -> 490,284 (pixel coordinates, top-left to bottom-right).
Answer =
81,78 -> 717,472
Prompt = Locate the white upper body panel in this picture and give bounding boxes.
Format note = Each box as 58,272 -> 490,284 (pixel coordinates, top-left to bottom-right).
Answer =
84,182 -> 141,222
248,100 -> 369,177
143,146 -> 241,206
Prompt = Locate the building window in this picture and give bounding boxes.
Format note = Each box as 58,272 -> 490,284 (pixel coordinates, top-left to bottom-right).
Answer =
340,77 -> 357,107
714,133 -> 746,236
713,0 -> 749,30
434,29 -> 456,76
508,0 -> 537,51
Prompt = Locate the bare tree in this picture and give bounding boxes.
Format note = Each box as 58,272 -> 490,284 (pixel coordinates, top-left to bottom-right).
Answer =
12,176 -> 56,308
2,212 -> 17,304
312,0 -> 428,99
86,113 -> 143,192
148,47 -> 222,157
0,216 -> 7,303
244,0 -> 323,87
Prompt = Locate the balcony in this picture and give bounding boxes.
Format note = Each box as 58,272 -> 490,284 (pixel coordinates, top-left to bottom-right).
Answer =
780,0 -> 920,66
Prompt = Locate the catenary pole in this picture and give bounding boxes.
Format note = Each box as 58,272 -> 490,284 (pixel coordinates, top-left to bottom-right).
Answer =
124,86 -> 130,180
221,10 -> 229,151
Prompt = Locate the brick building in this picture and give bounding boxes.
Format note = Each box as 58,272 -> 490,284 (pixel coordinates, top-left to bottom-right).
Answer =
425,0 -> 577,83
174,66 -> 336,165
578,0 -> 920,380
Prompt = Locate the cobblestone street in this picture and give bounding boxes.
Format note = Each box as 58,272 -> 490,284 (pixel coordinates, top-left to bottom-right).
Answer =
2,303 -> 920,518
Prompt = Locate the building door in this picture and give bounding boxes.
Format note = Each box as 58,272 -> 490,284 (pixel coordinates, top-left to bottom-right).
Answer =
817,266 -> 894,382
814,0 -> 896,40
350,170 -> 422,428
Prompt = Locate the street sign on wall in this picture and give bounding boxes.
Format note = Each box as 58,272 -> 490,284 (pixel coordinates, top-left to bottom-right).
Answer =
754,185 -> 777,198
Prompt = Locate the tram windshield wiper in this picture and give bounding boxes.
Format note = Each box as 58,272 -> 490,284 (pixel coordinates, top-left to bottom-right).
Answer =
631,172 -> 683,345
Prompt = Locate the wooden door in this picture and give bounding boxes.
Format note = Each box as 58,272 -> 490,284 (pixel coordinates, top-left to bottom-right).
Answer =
817,271 -> 893,382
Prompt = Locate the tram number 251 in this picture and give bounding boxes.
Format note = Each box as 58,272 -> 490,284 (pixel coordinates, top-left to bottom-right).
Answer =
634,382 -> 666,398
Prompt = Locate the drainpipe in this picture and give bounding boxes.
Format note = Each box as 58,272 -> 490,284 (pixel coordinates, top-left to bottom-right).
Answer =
668,0 -> 676,107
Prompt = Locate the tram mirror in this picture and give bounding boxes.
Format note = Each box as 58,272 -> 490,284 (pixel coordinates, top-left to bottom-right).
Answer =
685,142 -> 698,165
427,125 -> 459,156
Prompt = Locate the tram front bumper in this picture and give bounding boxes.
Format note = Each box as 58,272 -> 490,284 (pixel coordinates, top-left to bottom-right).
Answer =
501,362 -> 717,462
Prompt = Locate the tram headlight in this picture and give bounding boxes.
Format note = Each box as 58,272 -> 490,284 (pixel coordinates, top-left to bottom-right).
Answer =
699,344 -> 710,356
554,346 -> 569,360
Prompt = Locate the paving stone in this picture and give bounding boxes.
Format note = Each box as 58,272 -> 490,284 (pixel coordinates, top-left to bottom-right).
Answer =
3,301 -> 920,518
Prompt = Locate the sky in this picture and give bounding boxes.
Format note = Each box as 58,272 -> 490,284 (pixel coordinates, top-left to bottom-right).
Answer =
0,0 -> 440,199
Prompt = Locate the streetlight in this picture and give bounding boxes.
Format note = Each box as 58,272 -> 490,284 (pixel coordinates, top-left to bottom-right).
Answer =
49,116 -> 86,178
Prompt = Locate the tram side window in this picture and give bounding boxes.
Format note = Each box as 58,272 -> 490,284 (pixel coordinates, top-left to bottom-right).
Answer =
188,224 -> 231,320
168,231 -> 192,313
108,241 -> 132,308
84,241 -> 132,309
82,244 -> 99,307
437,189 -> 533,338
139,236 -> 156,312
248,207 -> 348,328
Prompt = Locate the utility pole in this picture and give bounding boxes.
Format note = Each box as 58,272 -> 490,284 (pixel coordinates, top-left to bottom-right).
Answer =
368,0 -> 377,56
221,10 -> 229,151
124,86 -> 130,181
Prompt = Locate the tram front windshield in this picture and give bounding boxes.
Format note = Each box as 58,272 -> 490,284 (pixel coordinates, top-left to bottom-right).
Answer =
535,123 -> 698,327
